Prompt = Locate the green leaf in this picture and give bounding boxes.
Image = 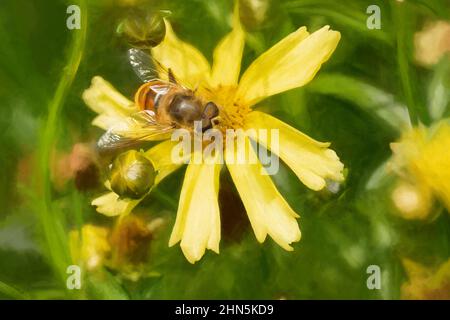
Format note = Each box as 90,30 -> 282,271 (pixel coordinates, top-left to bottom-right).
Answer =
86,270 -> 129,300
284,1 -> 392,44
308,73 -> 410,130
0,280 -> 28,300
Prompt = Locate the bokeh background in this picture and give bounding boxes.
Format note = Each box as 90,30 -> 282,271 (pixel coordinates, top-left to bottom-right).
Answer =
0,0 -> 449,299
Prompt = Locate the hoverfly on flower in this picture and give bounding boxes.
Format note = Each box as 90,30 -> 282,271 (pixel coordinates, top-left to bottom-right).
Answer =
97,48 -> 220,154
84,4 -> 345,263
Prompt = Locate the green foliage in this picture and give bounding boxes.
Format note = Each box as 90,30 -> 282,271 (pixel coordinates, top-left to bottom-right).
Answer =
0,0 -> 449,299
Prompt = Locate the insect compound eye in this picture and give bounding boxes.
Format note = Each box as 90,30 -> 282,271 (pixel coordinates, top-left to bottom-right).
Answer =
203,102 -> 219,119
168,94 -> 202,126
201,102 -> 220,130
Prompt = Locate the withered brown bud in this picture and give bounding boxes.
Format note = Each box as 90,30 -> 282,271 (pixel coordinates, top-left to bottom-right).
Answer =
110,215 -> 152,267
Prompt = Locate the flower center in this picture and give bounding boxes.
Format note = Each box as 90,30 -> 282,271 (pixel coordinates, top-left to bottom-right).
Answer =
200,85 -> 251,133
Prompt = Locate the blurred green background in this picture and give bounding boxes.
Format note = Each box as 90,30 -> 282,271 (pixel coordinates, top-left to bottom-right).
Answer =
0,0 -> 449,299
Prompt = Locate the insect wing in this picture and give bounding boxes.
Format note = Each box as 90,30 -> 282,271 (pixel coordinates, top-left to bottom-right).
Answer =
129,48 -> 173,83
128,48 -> 158,82
97,110 -> 174,152
128,48 -> 182,85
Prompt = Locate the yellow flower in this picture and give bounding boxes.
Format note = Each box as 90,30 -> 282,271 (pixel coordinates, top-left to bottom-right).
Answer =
401,258 -> 450,300
70,225 -> 111,270
390,120 -> 450,218
70,217 -> 164,279
84,7 -> 344,263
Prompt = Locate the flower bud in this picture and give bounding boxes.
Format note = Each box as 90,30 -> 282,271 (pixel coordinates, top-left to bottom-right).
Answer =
116,9 -> 167,49
110,215 -> 164,269
110,150 -> 155,199
239,0 -> 278,31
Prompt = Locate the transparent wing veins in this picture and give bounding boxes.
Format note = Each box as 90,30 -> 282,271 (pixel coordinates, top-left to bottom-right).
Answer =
128,48 -> 168,83
97,110 -> 174,151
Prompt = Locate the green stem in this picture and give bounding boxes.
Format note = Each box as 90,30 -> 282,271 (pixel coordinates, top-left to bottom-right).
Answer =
36,0 -> 87,283
392,1 -> 425,125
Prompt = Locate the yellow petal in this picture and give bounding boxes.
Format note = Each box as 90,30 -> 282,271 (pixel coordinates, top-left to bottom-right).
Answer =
236,26 -> 340,106
152,20 -> 211,89
169,153 -> 222,264
390,126 -> 427,174
91,114 -> 125,130
69,225 -> 110,270
91,192 -> 140,217
402,258 -> 433,280
245,111 -> 344,191
210,4 -> 245,86
226,137 -> 301,251
411,121 -> 450,211
92,140 -> 181,217
82,76 -> 137,130
144,140 -> 184,185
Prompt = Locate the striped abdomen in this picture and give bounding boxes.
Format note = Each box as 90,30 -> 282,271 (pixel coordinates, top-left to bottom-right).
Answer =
134,80 -> 165,111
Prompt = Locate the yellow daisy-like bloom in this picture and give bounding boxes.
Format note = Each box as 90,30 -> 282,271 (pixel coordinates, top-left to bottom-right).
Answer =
70,225 -> 111,270
390,120 -> 450,218
70,217 -> 164,278
84,9 -> 344,263
402,258 -> 450,300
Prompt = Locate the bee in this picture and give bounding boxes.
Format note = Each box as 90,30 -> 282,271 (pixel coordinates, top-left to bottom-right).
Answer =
97,48 -> 219,153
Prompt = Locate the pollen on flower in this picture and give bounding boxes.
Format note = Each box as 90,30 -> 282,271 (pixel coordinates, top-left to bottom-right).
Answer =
201,85 -> 252,132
